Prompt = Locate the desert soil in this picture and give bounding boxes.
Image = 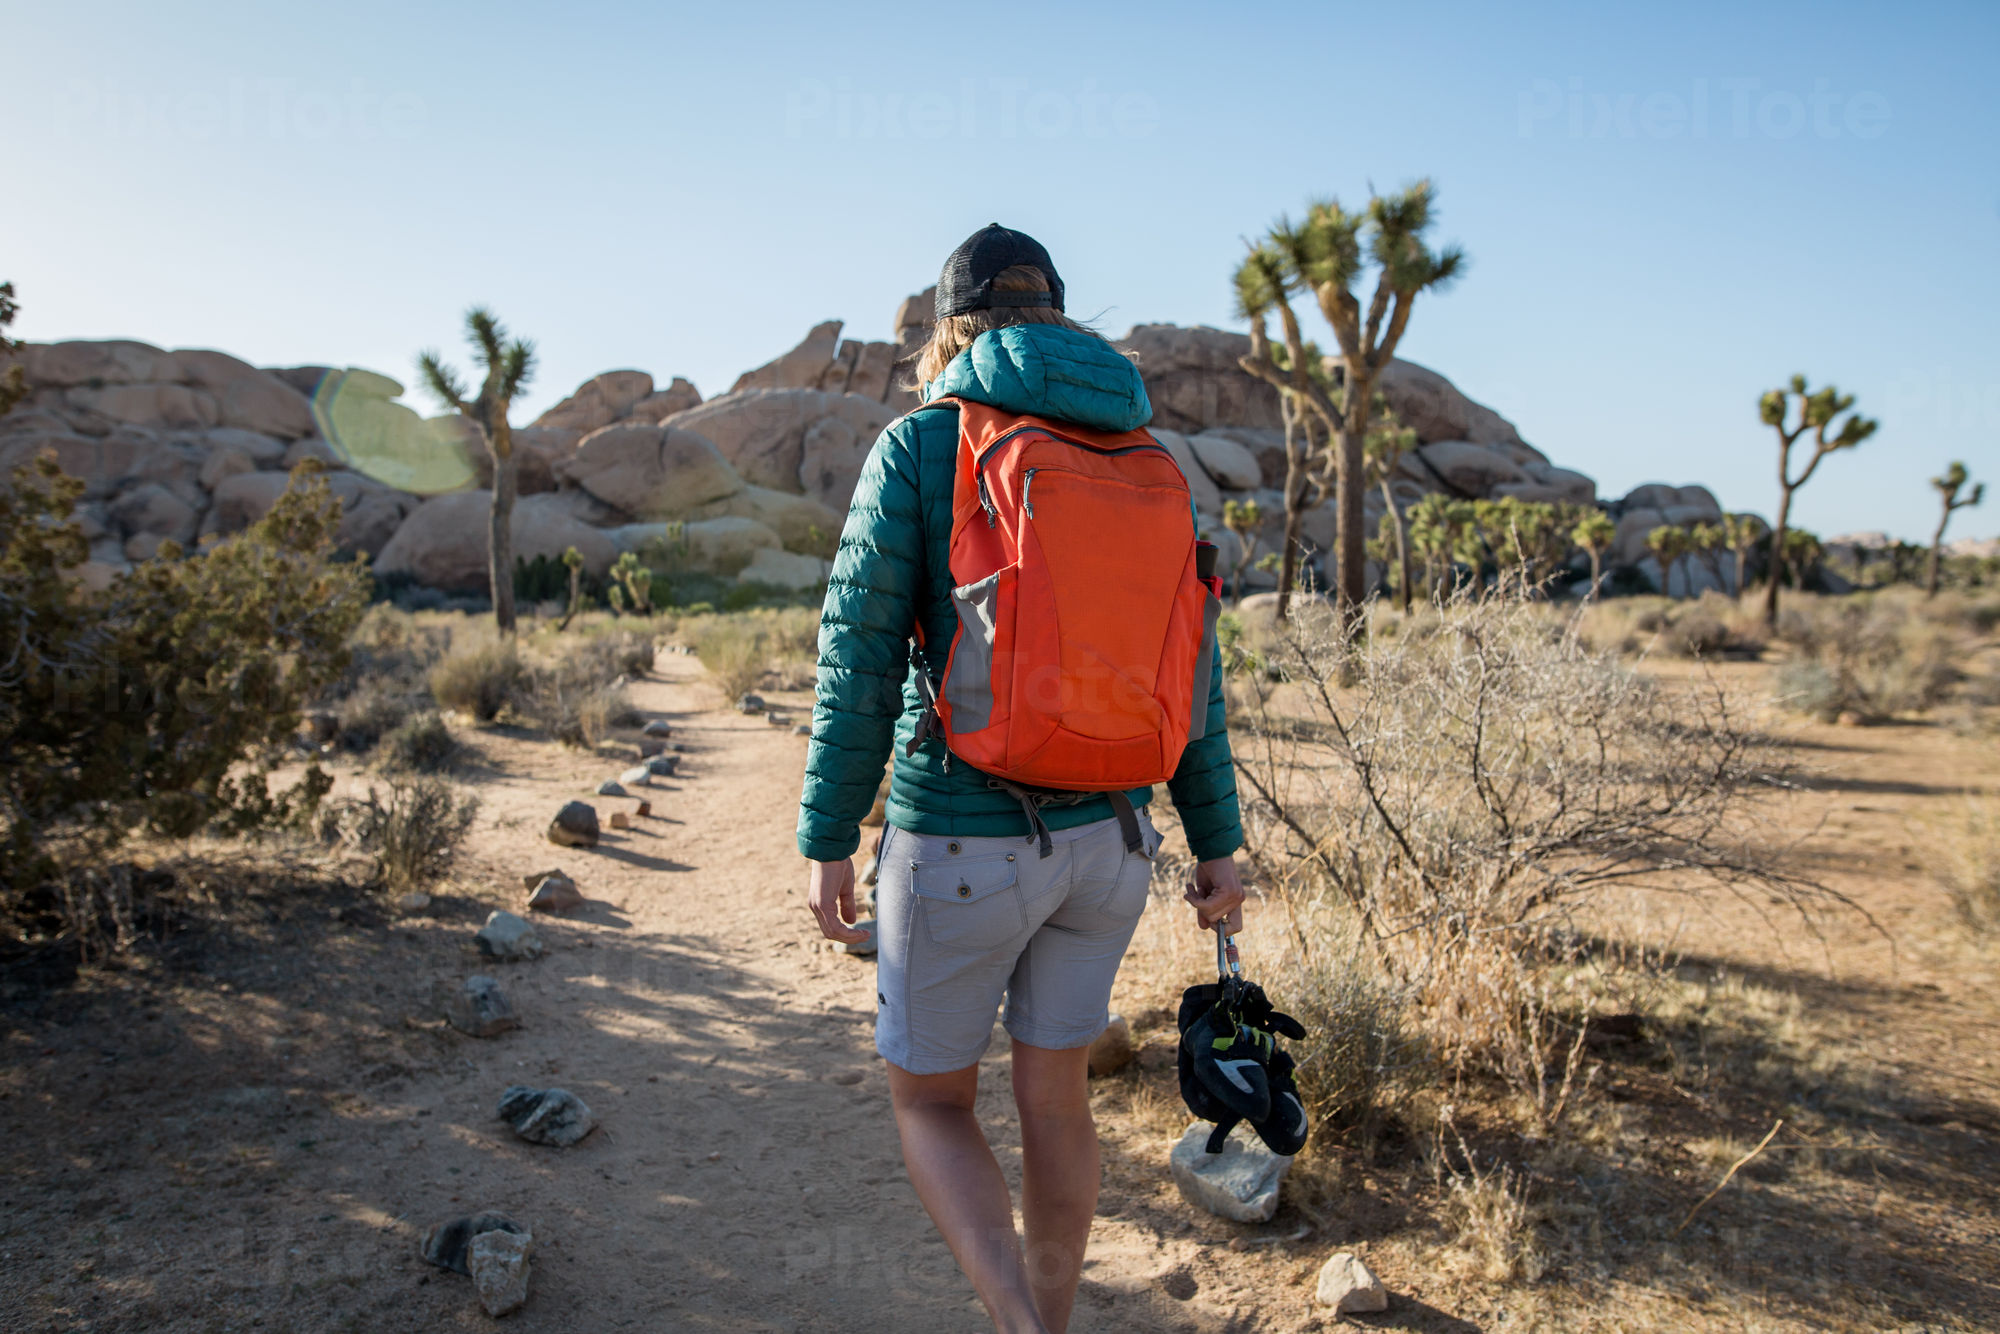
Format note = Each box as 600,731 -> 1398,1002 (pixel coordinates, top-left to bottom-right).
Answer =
2,650 -> 1998,1332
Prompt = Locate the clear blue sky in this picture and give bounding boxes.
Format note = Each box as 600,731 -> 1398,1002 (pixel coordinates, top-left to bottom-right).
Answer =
8,0 -> 1997,542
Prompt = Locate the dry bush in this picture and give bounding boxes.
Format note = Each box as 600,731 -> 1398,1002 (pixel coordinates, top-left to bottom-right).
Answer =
1571,592 -> 1765,660
1231,593 -> 1837,1122
331,778 -> 477,893
1432,1110 -> 1546,1284
430,642 -> 524,722
682,607 -> 821,699
376,711 -> 461,773
1772,591 -> 1964,721
1929,793 -> 2000,936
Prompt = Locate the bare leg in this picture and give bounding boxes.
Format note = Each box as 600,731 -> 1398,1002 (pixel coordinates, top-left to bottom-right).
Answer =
885,1061 -> 1048,1334
1011,1040 -> 1098,1334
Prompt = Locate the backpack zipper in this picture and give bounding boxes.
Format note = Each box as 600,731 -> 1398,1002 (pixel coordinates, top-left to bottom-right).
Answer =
1023,469 -> 1036,518
975,426 -> 1176,527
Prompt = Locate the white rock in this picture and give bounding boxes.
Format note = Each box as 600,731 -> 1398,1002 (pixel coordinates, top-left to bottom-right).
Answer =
739,547 -> 831,590
1168,1121 -> 1293,1222
474,911 -> 543,961
372,491 -> 616,592
533,369 -> 655,433
1151,427 -> 1223,518
469,1227 -> 534,1317
1314,1252 -> 1388,1312
1188,432 -> 1263,490
555,421 -> 744,518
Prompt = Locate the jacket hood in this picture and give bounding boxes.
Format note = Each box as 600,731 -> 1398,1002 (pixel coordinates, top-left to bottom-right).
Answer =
926,324 -> 1151,433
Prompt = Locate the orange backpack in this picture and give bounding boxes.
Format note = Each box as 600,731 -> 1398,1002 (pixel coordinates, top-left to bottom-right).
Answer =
912,398 -> 1223,796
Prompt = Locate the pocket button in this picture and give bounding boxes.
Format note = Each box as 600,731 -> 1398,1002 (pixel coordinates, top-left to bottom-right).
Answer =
957,884 -> 970,898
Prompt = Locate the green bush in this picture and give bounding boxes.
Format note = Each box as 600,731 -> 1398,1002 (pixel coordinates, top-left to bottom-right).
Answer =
0,454 -> 369,891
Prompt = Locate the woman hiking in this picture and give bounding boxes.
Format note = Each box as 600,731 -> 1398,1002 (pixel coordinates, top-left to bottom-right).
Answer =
797,223 -> 1246,1334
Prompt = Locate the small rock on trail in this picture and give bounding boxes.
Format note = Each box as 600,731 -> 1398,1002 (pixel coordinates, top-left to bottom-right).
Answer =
442,975 -> 521,1037
470,1227 -> 535,1317
1087,1013 -> 1134,1077
642,719 -> 672,737
421,1211 -> 526,1275
645,754 -> 679,777
526,874 -> 583,913
475,911 -> 544,961
737,693 -> 766,713
596,779 -> 629,798
619,764 -> 653,787
497,1085 -> 597,1146
547,801 -> 601,847
1314,1252 -> 1389,1312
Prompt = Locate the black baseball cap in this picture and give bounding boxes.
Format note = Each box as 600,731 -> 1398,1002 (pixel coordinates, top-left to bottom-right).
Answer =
935,223 -> 1066,319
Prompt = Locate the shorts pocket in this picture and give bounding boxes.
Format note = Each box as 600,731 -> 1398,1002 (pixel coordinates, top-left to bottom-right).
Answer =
912,854 -> 1026,952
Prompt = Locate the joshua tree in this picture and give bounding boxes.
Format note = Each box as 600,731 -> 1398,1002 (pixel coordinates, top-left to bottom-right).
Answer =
1758,376 -> 1877,626
1408,493 -> 1477,602
1234,180 -> 1465,629
1221,497 -> 1264,605
1927,461 -> 1985,597
1721,512 -> 1762,601
609,551 -> 654,616
1647,525 -> 1692,598
0,281 -> 26,419
557,546 -> 587,632
419,308 -> 536,634
1361,402 -> 1418,612
1688,520 -> 1728,595
1572,510 -> 1615,601
1781,528 -> 1823,589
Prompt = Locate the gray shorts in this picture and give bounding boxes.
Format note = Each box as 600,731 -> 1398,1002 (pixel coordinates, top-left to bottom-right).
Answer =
873,811 -> 1158,1075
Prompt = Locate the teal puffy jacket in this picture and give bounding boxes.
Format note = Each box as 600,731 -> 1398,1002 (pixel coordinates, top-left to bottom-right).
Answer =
794,323 -> 1243,863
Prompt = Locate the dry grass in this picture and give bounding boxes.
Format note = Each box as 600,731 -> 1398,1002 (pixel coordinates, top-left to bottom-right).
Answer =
677,606 -> 820,700
1770,589 -> 1967,721
325,777 -> 477,894
1928,792 -> 2000,936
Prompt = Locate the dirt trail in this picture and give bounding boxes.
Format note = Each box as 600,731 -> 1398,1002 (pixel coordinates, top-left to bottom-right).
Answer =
2,654 -> 1289,1333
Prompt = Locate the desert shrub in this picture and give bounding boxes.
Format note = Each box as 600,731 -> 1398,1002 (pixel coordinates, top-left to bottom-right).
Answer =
682,607 -> 820,698
378,711 -> 461,773
338,778 -> 477,893
1261,914 -> 1412,1138
1,455 -> 368,893
430,642 -> 524,721
1231,593 -> 1831,1122
1930,794 -> 2000,936
1772,593 -> 1963,721
318,605 -> 453,750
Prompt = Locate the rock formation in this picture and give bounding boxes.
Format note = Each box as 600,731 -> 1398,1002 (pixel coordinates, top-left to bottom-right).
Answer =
1,290 -> 1736,598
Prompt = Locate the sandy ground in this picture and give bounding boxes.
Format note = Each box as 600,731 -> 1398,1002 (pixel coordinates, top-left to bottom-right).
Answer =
3,648 -> 1998,1332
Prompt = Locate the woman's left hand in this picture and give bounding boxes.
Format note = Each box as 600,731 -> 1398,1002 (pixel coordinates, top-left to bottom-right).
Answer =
1184,856 -> 1245,932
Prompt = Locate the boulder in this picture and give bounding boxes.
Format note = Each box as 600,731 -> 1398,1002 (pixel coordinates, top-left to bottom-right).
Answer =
264,365 -> 331,397
1314,1253 -> 1389,1313
731,320 -> 844,394
497,1085 -> 596,1147
0,428 -> 199,501
1612,504 -> 1729,567
556,421 -> 744,518
1201,427 -> 1288,488
662,389 -> 895,511
1619,482 -> 1722,520
198,448 -> 257,491
739,548 -> 831,590
202,426 -> 289,465
893,287 -> 936,344
547,801 -> 601,848
466,424 -> 579,496
1519,462 -> 1597,505
108,482 -> 199,543
170,349 -> 315,438
688,484 -> 844,552
474,911 -> 544,962
533,369 -> 656,433
469,1227 -> 534,1317
22,339 -> 184,387
64,382 -> 220,432
1147,428 -> 1223,518
281,436 -> 342,470
1117,325 -> 1280,435
1375,358 -> 1532,454
1168,1122 -> 1293,1222
628,377 -> 703,423
1187,431 -> 1263,490
1404,441 -> 1530,497
443,975 -> 521,1037
372,491 -> 616,592
677,516 -> 782,576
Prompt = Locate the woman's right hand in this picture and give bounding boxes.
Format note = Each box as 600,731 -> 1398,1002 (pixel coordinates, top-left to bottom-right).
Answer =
806,857 -> 871,944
